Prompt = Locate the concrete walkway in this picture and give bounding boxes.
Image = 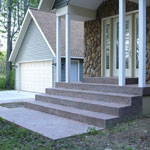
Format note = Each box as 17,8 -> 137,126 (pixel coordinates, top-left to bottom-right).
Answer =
0,90 -> 36,103
0,105 -> 100,140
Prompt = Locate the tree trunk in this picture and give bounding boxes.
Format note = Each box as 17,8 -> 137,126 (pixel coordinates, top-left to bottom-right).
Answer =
6,0 -> 13,87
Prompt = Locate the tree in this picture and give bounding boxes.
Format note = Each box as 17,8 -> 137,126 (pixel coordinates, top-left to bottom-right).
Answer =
0,0 -> 40,87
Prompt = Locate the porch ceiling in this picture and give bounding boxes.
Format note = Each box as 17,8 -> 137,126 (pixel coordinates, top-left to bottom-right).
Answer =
69,0 -> 103,10
69,0 -> 150,10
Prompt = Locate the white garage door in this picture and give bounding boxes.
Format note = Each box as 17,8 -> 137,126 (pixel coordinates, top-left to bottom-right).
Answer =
20,61 -> 52,93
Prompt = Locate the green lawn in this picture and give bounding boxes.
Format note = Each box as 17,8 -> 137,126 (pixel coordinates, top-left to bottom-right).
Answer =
0,116 -> 150,150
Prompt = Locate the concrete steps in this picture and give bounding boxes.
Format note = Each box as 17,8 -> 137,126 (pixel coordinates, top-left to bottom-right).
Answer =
24,77 -> 142,129
24,101 -> 119,128
56,82 -> 143,95
83,77 -> 138,85
35,94 -> 130,116
45,88 -> 140,105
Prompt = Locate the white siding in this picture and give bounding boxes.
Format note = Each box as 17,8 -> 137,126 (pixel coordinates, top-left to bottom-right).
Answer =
15,20 -> 55,90
16,20 -> 54,62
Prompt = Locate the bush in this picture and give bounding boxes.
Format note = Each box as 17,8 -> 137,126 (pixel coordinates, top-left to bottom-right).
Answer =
9,70 -> 15,89
0,70 -> 15,90
0,77 -> 6,89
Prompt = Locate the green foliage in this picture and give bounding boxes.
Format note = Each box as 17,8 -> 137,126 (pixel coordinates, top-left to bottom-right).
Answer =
0,77 -> 6,89
0,119 -> 52,150
0,69 -> 15,89
87,127 -> 99,135
0,0 -> 40,43
9,69 -> 15,89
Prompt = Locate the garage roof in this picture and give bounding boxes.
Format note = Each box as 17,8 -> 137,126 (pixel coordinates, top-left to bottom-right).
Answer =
10,8 -> 84,62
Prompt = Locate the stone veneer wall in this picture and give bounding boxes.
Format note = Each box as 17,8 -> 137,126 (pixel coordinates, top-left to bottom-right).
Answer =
84,0 -> 150,78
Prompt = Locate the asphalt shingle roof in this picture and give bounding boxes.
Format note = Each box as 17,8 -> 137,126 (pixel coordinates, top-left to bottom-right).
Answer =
30,9 -> 84,57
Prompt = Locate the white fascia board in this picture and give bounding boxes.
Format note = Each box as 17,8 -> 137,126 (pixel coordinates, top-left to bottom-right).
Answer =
68,5 -> 96,20
56,5 -> 96,21
38,0 -> 55,11
61,56 -> 84,59
9,10 -> 32,62
28,9 -> 56,57
56,6 -> 69,16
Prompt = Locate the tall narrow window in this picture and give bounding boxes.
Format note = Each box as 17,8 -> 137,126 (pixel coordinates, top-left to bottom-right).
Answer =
116,22 -> 119,69
105,24 -> 110,69
125,20 -> 130,69
135,17 -> 139,69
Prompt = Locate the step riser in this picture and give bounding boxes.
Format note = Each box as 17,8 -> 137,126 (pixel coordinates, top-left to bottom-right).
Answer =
35,95 -> 120,116
83,78 -> 118,84
46,89 -> 131,104
24,102 -> 106,128
56,83 -> 142,95
82,77 -> 138,85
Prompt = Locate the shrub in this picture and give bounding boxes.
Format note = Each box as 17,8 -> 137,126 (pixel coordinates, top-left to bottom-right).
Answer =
0,70 -> 15,90
9,70 -> 15,89
0,77 -> 6,89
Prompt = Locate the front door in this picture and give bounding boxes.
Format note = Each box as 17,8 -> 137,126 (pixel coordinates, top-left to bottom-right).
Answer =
113,16 -> 132,77
71,61 -> 79,82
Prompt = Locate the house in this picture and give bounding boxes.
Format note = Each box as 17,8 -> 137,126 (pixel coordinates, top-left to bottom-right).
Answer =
10,0 -> 150,129
9,8 -> 84,93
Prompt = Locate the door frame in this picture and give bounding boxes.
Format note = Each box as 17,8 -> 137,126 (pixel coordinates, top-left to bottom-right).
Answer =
113,15 -> 132,77
71,60 -> 80,82
101,10 -> 139,77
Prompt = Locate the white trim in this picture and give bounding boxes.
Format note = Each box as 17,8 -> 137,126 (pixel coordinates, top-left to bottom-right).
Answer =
119,0 -> 126,86
56,6 -> 69,17
65,13 -> 71,83
113,16 -> 132,77
101,19 -> 104,77
56,5 -> 96,21
29,9 -> 56,57
102,10 -> 138,22
17,59 -> 53,64
56,15 -> 61,82
61,56 -> 83,59
138,0 -> 146,87
38,0 -> 44,10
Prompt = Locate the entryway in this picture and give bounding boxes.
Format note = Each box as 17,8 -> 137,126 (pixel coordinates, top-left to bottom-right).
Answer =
102,11 -> 139,78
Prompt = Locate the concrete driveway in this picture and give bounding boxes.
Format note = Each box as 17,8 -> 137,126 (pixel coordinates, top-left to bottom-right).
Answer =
0,90 -> 36,103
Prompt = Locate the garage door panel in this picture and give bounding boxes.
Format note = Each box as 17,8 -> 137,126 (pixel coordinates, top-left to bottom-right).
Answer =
20,61 -> 52,93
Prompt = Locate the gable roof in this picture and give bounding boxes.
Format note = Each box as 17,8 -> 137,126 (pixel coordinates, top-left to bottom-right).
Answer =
10,8 -> 84,62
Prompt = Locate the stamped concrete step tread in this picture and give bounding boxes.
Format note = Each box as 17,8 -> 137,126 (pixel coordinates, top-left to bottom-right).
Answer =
26,101 -> 119,120
58,82 -> 141,88
37,94 -> 130,108
47,88 -> 140,98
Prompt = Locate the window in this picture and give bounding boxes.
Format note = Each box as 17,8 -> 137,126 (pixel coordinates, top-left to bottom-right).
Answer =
105,23 -> 110,69
135,17 -> 139,69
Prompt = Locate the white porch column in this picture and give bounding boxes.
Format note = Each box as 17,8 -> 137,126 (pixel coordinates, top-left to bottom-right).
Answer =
65,13 -> 71,83
56,16 -> 61,82
138,0 -> 146,87
119,0 -> 126,86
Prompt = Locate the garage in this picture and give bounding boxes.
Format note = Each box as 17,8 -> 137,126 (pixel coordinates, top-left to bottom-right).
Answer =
9,9 -> 84,93
20,61 -> 52,93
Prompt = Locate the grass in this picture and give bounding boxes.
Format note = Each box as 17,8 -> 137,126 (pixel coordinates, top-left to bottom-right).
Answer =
0,115 -> 150,150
